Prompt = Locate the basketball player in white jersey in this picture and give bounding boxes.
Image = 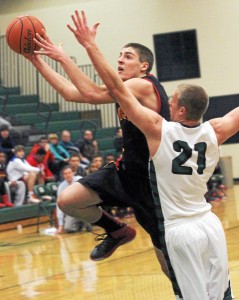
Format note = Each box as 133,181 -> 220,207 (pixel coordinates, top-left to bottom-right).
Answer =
71,10 -> 236,300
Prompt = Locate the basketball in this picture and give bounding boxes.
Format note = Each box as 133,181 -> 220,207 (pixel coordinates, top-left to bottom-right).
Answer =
6,15 -> 45,56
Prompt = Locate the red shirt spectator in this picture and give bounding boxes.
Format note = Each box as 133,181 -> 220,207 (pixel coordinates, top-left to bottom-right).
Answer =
26,148 -> 55,182
27,136 -> 55,165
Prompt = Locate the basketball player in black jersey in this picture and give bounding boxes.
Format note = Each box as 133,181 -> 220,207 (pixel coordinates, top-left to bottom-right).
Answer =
29,11 -> 170,276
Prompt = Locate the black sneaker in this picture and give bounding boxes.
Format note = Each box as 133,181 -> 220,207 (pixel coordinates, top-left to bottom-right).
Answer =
90,225 -> 136,261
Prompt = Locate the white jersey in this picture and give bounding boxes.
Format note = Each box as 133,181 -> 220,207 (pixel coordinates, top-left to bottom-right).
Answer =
151,119 -> 219,227
7,156 -> 40,181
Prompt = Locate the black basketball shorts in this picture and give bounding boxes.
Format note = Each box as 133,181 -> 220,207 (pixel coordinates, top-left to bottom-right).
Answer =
78,162 -> 162,249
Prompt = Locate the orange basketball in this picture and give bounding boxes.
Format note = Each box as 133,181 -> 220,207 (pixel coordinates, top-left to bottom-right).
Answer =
6,15 -> 45,56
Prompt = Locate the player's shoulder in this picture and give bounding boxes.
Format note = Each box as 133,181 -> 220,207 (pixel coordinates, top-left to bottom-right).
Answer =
124,77 -> 154,94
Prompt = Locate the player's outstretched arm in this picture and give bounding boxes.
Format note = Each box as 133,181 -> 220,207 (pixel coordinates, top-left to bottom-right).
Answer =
27,53 -> 82,103
209,107 -> 239,145
33,30 -> 113,104
68,11 -> 162,146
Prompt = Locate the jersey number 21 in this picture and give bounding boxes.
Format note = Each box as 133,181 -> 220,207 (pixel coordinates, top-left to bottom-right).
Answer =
172,140 -> 207,175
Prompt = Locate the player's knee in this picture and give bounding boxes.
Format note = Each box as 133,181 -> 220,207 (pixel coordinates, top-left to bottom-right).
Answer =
57,190 -> 68,213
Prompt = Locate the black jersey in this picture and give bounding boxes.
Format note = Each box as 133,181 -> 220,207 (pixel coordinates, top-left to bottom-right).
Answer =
116,74 -> 169,166
80,75 -> 169,249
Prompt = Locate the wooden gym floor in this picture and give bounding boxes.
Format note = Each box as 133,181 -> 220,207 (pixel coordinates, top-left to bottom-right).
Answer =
0,185 -> 238,300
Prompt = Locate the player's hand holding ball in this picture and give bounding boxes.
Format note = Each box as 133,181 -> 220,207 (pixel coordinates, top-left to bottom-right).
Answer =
6,15 -> 45,56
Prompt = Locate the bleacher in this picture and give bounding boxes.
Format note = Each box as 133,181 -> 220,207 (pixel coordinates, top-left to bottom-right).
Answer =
0,85 -> 117,152
0,85 -> 117,230
0,34 -> 119,230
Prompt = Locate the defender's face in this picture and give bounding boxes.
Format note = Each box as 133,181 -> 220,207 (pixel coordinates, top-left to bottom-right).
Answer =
117,47 -> 144,81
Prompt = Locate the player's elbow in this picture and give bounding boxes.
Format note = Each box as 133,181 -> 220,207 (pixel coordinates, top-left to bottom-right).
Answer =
84,92 -> 98,104
60,87 -> 79,102
63,90 -> 86,103
110,86 -> 126,101
82,90 -> 107,104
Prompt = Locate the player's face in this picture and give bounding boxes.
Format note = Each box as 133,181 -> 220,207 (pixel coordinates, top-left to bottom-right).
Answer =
117,47 -> 146,81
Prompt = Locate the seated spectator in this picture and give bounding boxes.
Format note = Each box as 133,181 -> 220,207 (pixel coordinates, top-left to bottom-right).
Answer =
28,136 -> 55,165
0,151 -> 26,206
6,145 -> 42,203
68,153 -> 87,177
205,163 -> 227,202
56,165 -> 91,234
113,127 -> 123,158
59,130 -> 80,155
48,133 -> 70,179
93,154 -> 104,169
48,133 -> 70,163
85,154 -> 104,175
0,151 -> 13,207
26,148 -> 55,183
104,153 -> 116,164
75,129 -> 99,165
27,135 -> 59,181
0,124 -> 15,163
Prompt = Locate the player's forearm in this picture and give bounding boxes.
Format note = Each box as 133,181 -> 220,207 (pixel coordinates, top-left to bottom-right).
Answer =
32,57 -> 82,102
85,42 -> 124,97
59,54 -> 113,104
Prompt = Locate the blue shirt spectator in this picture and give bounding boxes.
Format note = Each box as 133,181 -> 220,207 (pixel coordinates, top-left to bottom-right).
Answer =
48,133 -> 70,162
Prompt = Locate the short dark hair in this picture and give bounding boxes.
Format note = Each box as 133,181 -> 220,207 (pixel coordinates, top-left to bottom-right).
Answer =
0,124 -> 9,132
39,136 -> 47,142
177,84 -> 209,121
70,153 -> 80,159
61,164 -> 73,174
123,43 -> 154,73
105,153 -> 115,158
36,147 -> 46,156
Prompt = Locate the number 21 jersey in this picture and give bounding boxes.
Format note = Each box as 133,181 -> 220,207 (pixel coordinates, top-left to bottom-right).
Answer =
151,120 -> 219,226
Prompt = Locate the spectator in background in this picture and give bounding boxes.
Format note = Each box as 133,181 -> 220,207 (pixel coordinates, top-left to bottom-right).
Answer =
85,154 -> 104,175
0,124 -> 15,163
113,127 -> 123,158
59,130 -> 80,155
0,151 -> 26,206
104,153 -> 115,164
6,145 -> 42,204
48,133 -> 70,179
75,129 -> 99,165
0,151 -> 14,207
48,133 -> 70,162
26,148 -> 55,183
27,135 -> 59,181
56,165 -> 91,234
68,153 -> 87,177
28,136 -> 55,165
92,154 -> 104,169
